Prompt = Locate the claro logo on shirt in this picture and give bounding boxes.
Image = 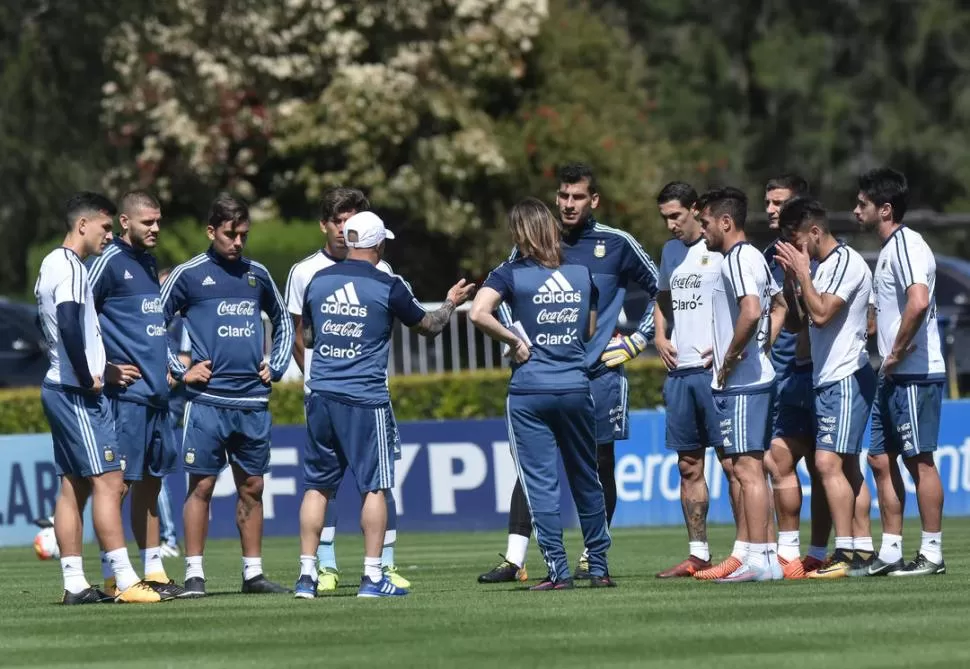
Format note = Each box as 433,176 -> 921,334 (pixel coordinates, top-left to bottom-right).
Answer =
217,300 -> 256,317
532,271 -> 582,305
218,321 -> 256,338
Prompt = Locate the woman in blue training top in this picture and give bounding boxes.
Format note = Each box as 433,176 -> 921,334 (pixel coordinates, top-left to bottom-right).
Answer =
469,197 -> 614,589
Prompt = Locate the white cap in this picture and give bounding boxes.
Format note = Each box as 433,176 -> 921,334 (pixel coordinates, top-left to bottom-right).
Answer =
344,211 -> 395,249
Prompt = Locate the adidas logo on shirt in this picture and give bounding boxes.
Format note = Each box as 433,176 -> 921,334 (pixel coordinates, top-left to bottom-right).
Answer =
533,271 -> 582,304
123,270 -> 134,280
321,282 -> 368,317
202,276 -> 216,286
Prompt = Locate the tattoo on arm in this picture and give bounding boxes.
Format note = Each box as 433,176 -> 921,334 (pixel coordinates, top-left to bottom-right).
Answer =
414,299 -> 456,338
302,320 -> 314,349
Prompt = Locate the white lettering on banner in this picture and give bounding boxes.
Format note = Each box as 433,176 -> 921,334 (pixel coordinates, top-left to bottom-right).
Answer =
320,319 -> 365,338
616,456 -> 643,502
427,443 -> 488,514
145,324 -> 167,337
141,298 -> 162,314
535,328 -> 577,346
217,300 -> 256,317
491,441 -> 516,514
536,308 -> 580,324
392,444 -> 421,515
218,322 -> 256,338
210,448 -> 297,519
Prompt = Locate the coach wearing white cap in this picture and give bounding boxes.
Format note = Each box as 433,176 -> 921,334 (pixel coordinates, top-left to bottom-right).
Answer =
344,211 -> 395,251
293,209 -> 474,598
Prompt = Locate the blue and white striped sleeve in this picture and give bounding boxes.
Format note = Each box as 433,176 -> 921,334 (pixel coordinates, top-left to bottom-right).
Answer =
619,234 -> 660,341
257,265 -> 295,382
161,265 -> 190,377
496,246 -> 520,327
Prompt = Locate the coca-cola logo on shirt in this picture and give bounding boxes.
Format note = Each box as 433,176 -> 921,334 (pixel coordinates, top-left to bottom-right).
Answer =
320,319 -> 365,338
536,308 -> 580,324
671,273 -> 703,290
141,298 -> 162,314
217,300 -> 256,317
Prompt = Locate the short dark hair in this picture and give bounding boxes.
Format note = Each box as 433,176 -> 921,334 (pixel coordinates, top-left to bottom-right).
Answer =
557,162 -> 598,194
778,197 -> 829,233
657,181 -> 697,209
120,189 -> 161,216
696,187 -> 748,229
765,173 -> 810,197
207,194 -> 249,229
64,192 -> 117,231
859,167 -> 908,222
319,187 -> 369,222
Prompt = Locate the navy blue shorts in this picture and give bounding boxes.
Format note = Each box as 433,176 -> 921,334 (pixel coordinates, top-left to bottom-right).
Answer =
713,386 -> 775,456
771,367 -> 815,440
41,383 -> 120,478
181,401 -> 271,476
591,369 -> 628,444
304,393 -> 397,493
870,378 -> 944,458
109,399 -> 178,481
662,369 -> 720,451
814,366 -> 877,455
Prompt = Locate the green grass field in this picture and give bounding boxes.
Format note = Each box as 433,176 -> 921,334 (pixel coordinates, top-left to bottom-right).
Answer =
1,520 -> 967,668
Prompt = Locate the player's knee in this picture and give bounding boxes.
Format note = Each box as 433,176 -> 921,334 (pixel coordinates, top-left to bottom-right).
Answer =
813,451 -> 842,477
189,476 -> 217,502
238,475 -> 264,501
866,453 -> 890,475
677,453 -> 704,481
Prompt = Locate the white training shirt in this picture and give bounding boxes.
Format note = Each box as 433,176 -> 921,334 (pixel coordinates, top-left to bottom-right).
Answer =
809,244 -> 872,387
711,242 -> 778,392
658,237 -> 722,370
872,226 -> 945,379
34,248 -> 106,388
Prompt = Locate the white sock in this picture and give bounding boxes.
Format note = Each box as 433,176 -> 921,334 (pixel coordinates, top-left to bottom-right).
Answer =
878,534 -> 903,563
747,543 -> 767,569
835,536 -> 853,552
807,545 -> 828,561
185,555 -> 205,581
853,536 -> 874,553
99,550 -> 113,580
364,556 -> 382,583
731,541 -> 749,560
381,529 -> 396,568
300,555 -> 317,578
777,531 -> 800,561
920,531 -> 943,563
105,547 -> 140,592
506,534 -> 529,568
688,541 -> 710,561
242,557 -> 263,581
141,548 -> 165,577
61,556 -> 90,594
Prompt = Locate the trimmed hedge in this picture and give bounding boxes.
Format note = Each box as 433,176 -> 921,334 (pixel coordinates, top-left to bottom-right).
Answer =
0,360 -> 667,434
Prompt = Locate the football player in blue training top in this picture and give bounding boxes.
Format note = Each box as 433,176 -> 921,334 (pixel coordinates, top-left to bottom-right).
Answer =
471,197 -> 613,590
478,162 -> 659,583
295,211 -> 474,598
162,194 -> 294,597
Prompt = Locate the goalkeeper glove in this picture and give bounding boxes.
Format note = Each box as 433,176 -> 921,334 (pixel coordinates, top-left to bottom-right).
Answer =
600,332 -> 648,368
